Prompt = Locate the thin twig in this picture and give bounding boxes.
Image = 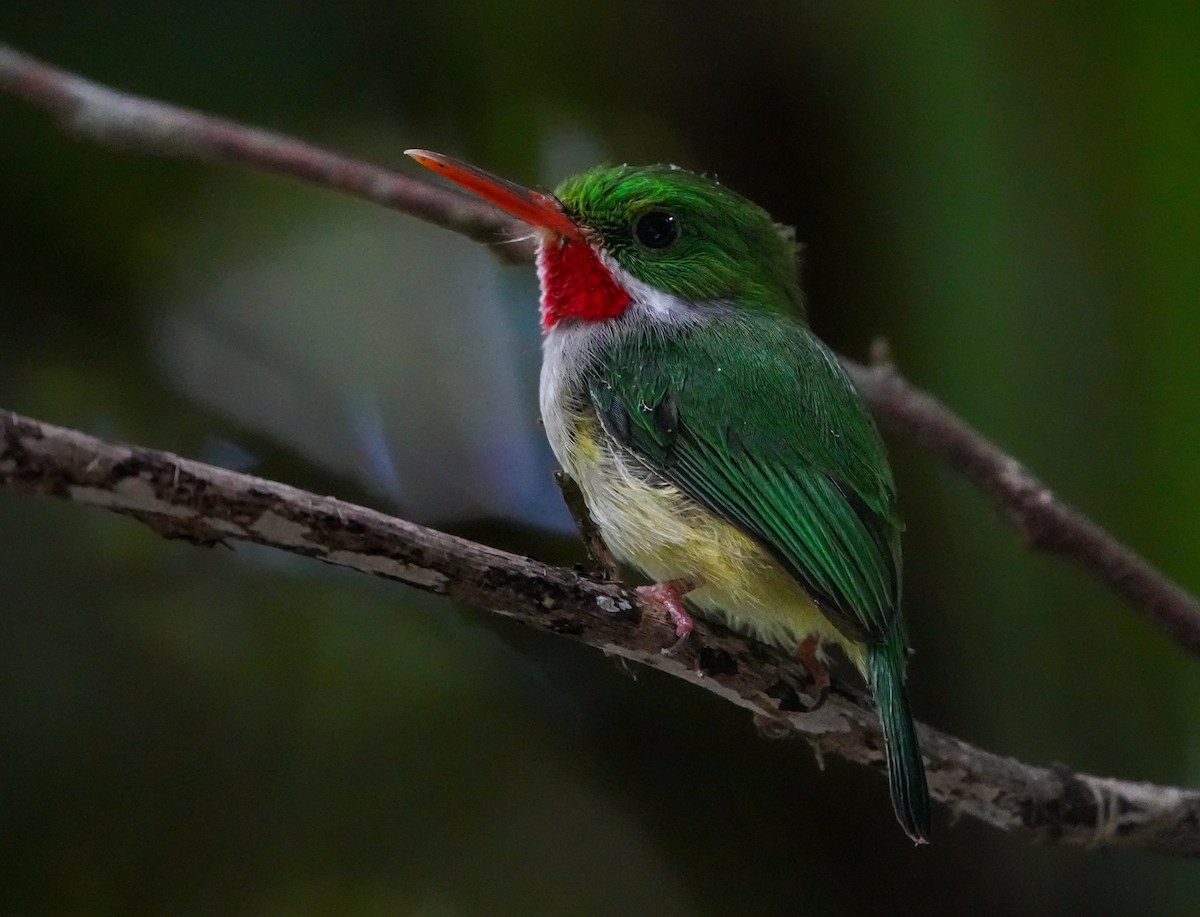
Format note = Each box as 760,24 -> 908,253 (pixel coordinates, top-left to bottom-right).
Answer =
847,357 -> 1200,658
3,407 -> 1199,857
0,43 -> 533,264
3,42 -> 1196,659
554,470 -> 621,580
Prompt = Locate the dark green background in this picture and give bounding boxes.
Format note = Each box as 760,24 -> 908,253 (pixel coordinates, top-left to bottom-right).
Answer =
3,3 -> 1198,914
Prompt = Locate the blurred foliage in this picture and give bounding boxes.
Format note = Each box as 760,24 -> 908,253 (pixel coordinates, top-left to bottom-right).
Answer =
2,2 -> 1199,915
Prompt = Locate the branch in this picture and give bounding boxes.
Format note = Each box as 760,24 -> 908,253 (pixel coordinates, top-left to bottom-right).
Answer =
849,355 -> 1200,658
3,407 -> 1199,857
554,470 -> 621,580
0,43 -> 533,264
4,42 -> 1197,659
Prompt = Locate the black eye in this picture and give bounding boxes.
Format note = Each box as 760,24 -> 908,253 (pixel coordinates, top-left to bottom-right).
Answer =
634,209 -> 680,249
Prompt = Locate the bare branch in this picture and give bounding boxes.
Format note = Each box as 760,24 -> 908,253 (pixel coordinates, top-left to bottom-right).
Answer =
848,358 -> 1200,658
3,407 -> 1199,857
4,43 -> 1196,659
0,43 -> 533,263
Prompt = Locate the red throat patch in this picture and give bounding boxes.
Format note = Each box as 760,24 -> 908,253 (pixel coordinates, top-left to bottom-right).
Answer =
536,239 -> 631,329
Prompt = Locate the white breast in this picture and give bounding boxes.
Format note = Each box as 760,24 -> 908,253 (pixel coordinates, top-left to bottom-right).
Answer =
540,320 -> 606,472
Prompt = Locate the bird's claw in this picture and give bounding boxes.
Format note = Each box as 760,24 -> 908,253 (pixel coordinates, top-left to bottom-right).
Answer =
660,629 -> 693,657
793,634 -> 831,711
636,579 -> 696,655
793,681 -> 829,712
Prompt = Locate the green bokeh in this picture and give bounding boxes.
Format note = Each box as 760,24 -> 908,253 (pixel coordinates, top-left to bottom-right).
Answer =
3,3 -> 1199,914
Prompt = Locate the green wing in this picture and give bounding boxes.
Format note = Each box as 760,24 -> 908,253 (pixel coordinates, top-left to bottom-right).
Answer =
589,314 -> 902,644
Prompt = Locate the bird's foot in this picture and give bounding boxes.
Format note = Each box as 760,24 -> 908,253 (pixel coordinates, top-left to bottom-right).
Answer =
791,635 -> 831,712
636,578 -> 696,656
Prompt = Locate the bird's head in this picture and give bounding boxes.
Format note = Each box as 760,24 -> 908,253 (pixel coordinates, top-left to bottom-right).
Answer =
407,151 -> 803,330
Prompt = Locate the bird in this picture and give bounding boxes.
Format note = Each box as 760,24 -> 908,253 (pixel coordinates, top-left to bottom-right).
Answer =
406,149 -> 931,843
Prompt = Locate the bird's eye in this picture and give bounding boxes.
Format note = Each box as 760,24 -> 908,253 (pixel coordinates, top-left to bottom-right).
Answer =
633,209 -> 680,249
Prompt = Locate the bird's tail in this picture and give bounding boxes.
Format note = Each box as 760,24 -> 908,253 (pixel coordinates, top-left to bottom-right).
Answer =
867,634 -> 931,844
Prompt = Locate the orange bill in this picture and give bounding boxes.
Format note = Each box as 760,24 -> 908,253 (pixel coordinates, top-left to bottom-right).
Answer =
405,149 -> 579,239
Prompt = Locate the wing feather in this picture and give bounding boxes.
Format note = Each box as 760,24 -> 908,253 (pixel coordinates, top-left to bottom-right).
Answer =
591,315 -> 901,643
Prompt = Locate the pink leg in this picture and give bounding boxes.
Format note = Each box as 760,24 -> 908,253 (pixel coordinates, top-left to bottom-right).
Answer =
794,635 -> 830,711
636,578 -> 696,655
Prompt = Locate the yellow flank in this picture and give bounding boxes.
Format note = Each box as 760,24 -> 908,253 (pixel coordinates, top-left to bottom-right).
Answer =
564,417 -> 865,670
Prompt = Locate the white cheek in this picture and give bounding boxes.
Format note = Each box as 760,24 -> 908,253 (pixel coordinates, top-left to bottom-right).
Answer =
635,285 -> 687,320
596,250 -> 697,324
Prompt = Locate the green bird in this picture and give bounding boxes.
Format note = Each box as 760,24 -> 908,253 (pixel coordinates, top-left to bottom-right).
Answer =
407,149 -> 931,844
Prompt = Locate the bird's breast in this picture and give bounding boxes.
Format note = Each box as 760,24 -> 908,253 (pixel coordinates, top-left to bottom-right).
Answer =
537,321 -> 846,653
